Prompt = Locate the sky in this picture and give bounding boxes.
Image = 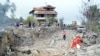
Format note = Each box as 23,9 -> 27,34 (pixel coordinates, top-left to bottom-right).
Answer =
2,0 -> 100,25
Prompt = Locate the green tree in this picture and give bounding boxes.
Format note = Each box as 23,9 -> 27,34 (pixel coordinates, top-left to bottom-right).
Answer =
24,15 -> 34,24
59,17 -> 64,29
19,17 -> 24,22
47,15 -> 58,24
10,2 -> 16,19
81,0 -> 100,32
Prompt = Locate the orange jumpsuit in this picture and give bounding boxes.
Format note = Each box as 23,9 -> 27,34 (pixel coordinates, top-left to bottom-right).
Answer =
70,35 -> 81,48
76,35 -> 81,45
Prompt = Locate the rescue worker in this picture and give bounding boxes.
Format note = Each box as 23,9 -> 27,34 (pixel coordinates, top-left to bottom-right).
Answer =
70,34 -> 81,48
62,29 -> 66,40
70,36 -> 77,48
76,35 -> 81,45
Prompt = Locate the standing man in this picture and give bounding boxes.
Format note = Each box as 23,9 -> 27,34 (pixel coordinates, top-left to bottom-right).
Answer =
29,21 -> 31,27
16,22 -> 19,27
62,29 -> 66,40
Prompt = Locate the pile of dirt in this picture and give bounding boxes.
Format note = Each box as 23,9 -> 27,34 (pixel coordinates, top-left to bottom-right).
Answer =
0,26 -> 60,56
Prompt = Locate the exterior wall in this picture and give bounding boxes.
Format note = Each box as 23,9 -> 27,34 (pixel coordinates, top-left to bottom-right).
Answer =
34,14 -> 46,19
34,14 -> 46,26
33,14 -> 57,26
33,15 -> 38,26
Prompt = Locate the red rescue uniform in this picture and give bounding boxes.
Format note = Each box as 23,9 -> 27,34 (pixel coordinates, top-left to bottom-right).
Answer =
76,35 -> 81,45
70,35 -> 81,48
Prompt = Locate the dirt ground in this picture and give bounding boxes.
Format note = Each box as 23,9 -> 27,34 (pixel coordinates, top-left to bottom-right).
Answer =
14,29 -> 83,56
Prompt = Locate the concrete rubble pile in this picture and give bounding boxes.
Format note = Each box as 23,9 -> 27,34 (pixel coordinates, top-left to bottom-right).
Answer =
0,26 -> 100,56
82,31 -> 98,46
0,27 -> 60,56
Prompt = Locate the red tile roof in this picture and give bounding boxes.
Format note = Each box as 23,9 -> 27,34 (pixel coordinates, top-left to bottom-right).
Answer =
45,5 -> 55,8
30,5 -> 57,14
34,7 -> 45,11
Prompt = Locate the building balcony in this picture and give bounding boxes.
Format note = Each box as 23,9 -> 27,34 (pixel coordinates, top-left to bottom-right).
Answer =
36,17 -> 46,20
